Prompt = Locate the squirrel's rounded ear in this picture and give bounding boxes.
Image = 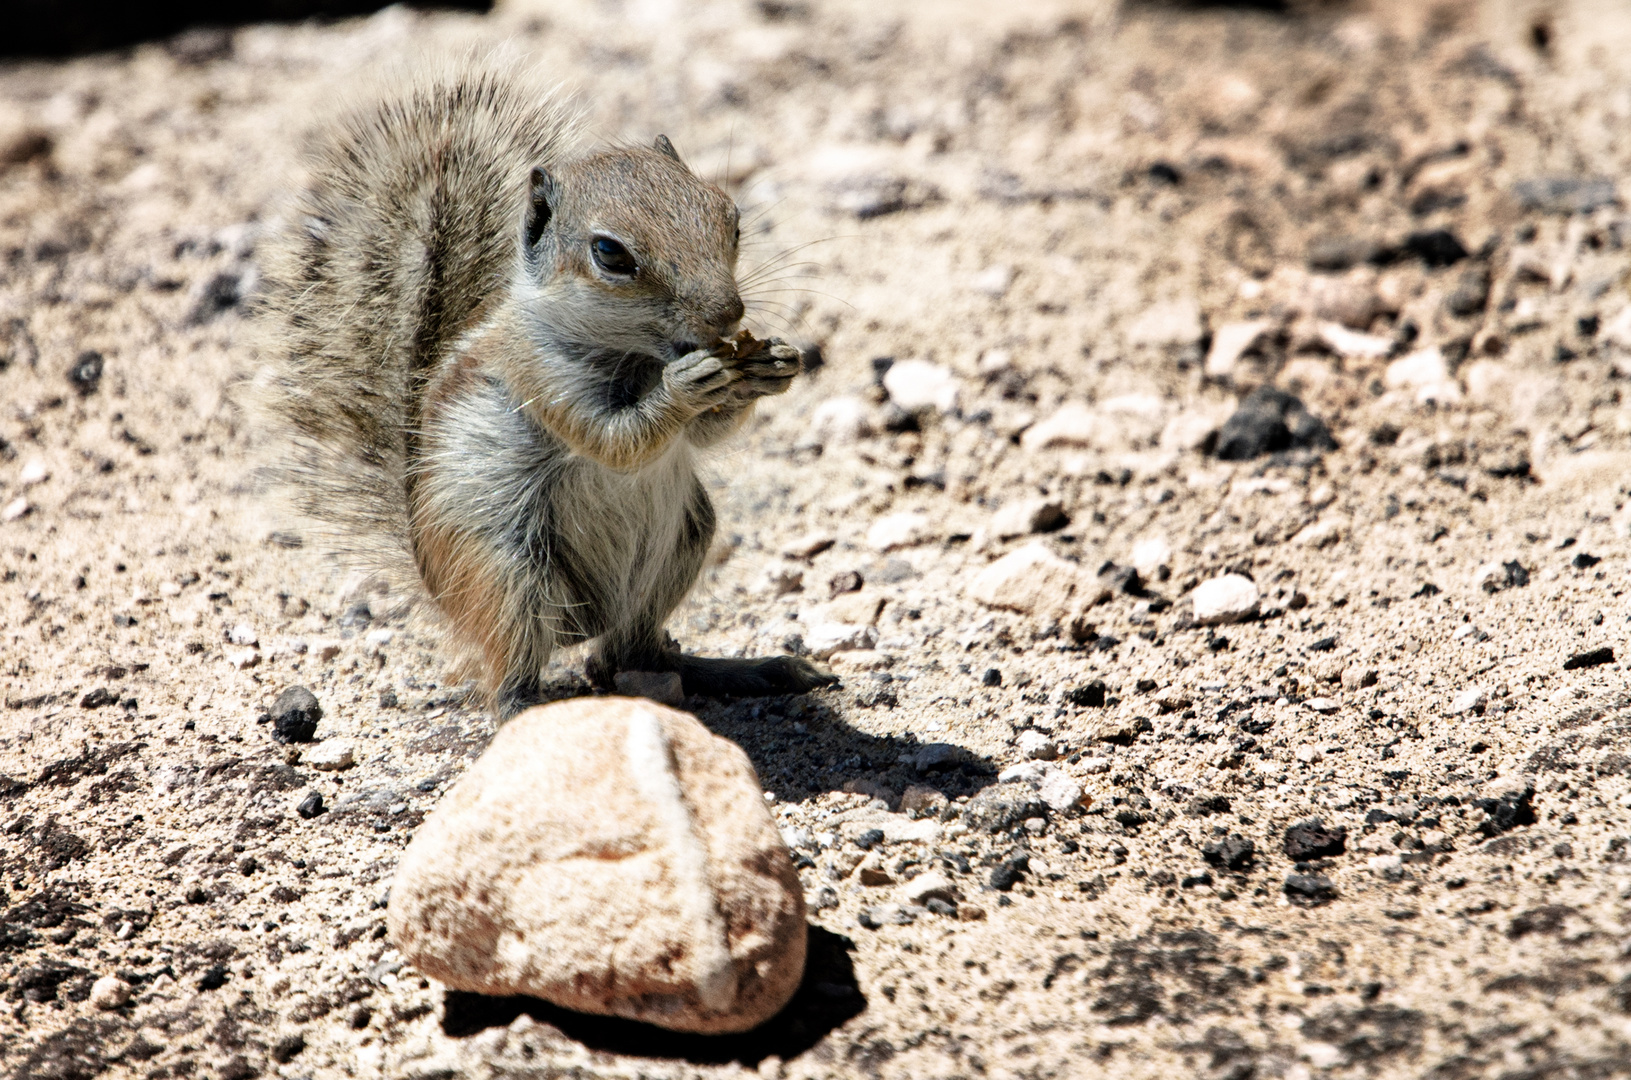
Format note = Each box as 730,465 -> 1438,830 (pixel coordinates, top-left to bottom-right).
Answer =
653,134 -> 680,161
526,166 -> 558,249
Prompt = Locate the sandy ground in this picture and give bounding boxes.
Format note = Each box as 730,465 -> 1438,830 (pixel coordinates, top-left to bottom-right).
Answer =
4,1 -> 1631,1077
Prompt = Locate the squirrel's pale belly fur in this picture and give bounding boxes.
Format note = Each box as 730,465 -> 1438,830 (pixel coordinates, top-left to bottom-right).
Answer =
259,61 -> 832,713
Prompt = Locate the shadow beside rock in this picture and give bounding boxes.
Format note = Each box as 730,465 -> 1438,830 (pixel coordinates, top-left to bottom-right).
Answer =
439,925 -> 865,1066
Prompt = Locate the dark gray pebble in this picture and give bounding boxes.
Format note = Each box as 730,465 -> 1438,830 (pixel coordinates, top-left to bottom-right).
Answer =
272,686 -> 322,744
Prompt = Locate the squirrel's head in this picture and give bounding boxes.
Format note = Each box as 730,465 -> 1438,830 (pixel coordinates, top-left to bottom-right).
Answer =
521,137 -> 743,361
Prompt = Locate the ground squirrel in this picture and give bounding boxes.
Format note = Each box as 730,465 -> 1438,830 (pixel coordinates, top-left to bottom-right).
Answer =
259,62 -> 834,715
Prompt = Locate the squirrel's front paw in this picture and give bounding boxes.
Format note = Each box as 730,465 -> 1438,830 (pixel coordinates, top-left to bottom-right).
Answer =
664,349 -> 738,414
728,339 -> 800,400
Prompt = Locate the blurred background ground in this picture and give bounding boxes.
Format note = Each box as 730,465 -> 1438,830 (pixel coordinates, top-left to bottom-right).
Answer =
3,1 -> 1631,1078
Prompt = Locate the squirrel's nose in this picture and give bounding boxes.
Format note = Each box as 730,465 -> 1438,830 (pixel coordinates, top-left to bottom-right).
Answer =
697,293 -> 745,340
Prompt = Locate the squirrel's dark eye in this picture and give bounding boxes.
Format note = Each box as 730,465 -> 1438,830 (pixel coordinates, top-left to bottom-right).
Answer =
591,236 -> 637,277
733,223 -> 741,247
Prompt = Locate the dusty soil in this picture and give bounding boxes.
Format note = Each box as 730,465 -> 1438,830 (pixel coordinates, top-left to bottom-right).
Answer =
4,1 -> 1631,1077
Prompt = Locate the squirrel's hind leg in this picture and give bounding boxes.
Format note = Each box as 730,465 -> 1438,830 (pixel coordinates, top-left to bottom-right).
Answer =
591,475 -> 838,699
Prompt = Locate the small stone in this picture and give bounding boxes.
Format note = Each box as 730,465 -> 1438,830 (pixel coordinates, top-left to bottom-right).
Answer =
1283,872 -> 1337,905
1202,834 -> 1255,871
865,511 -> 932,552
1205,320 -> 1273,380
224,647 -> 260,670
782,531 -> 836,559
900,871 -> 957,907
989,498 -> 1068,539
899,784 -> 947,817
271,686 -> 322,744
1563,647 -> 1614,671
1448,688 -> 1488,716
857,857 -> 893,887
957,904 -> 987,922
1065,681 -> 1107,708
304,740 -> 355,771
803,621 -> 877,660
967,541 -> 1104,623
1016,731 -> 1058,761
67,350 -> 104,396
755,562 -> 804,597
989,858 -> 1026,891
1304,698 -> 1339,715
364,628 -> 394,649
228,623 -> 259,646
1191,574 -> 1260,626
1291,519 -> 1344,549
882,359 -> 959,414
387,697 -> 807,1034
313,640 -> 343,662
89,975 -> 130,1010
18,459 -> 48,486
1473,785 -> 1536,837
828,570 -> 863,597
1,496 -> 30,522
1295,744 -> 1325,763
963,783 -> 1048,834
197,965 -> 229,991
1317,321 -> 1393,358
908,743 -> 961,772
971,264 -> 1013,298
1090,714 -> 1151,745
1341,666 -> 1378,690
270,1034 -> 306,1064
1283,818 -> 1347,860
1130,536 -> 1172,579
1402,228 -> 1468,267
613,671 -> 685,707
1036,770 -> 1085,813
1018,402 -> 1097,452
1212,387 -> 1335,461
296,791 -> 326,819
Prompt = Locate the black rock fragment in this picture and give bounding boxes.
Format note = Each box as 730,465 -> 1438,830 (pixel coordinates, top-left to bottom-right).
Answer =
1307,235 -> 1388,271
981,668 -> 1002,687
198,965 -> 229,991
1283,818 -> 1347,860
963,783 -> 1048,834
66,350 -> 103,395
1203,834 -> 1256,871
1571,552 -> 1601,569
1213,387 -> 1336,461
1563,647 -> 1614,671
989,855 -> 1029,892
1284,872 -> 1337,905
1475,787 -> 1537,837
1064,681 -> 1106,708
79,687 -> 118,709
1402,229 -> 1469,267
296,791 -> 326,820
271,686 -> 322,744
855,828 -> 884,851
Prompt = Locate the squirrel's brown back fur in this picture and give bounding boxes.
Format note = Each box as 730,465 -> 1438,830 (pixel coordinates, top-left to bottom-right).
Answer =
257,62 -> 579,577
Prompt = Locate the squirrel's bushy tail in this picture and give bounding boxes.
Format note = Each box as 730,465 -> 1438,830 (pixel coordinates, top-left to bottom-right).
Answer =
255,57 -> 579,579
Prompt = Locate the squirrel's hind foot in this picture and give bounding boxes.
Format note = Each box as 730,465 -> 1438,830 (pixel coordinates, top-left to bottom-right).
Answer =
677,653 -> 838,699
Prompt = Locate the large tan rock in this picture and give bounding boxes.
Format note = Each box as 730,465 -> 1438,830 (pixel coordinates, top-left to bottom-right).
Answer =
388,698 -> 806,1034
966,542 -> 1107,623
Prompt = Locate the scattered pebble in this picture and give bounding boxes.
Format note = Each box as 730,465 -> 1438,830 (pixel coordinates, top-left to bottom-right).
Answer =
89,975 -> 130,1010
865,511 -> 933,552
1212,387 -> 1335,460
228,622 -> 258,646
967,542 -> 1103,622
304,740 -> 355,771
1016,731 -> 1059,761
1283,818 -> 1347,860
271,686 -> 323,743
882,359 -> 959,414
296,791 -> 326,819
1202,834 -> 1255,871
1563,647 -> 1614,671
1448,688 -> 1488,716
1341,666 -> 1378,690
1191,574 -> 1260,626
1018,402 -> 1097,452
1284,872 -> 1337,904
802,395 -> 871,448
988,498 -> 1068,540
1304,698 -> 1339,715
224,647 -> 260,670
963,783 -> 1048,834
782,531 -> 836,559
1204,319 -> 1273,380
1,496 -> 30,522
803,621 -> 878,659
18,459 -> 48,486
899,871 -> 957,908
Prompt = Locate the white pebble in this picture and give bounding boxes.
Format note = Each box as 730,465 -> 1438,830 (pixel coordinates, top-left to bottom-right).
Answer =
1191,574 -> 1260,625
883,359 -> 960,414
1304,698 -> 1339,715
1016,731 -> 1059,761
1,496 -> 29,522
865,511 -> 932,552
89,975 -> 131,1010
19,459 -> 48,486
228,623 -> 259,646
1448,688 -> 1488,716
304,740 -> 355,771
